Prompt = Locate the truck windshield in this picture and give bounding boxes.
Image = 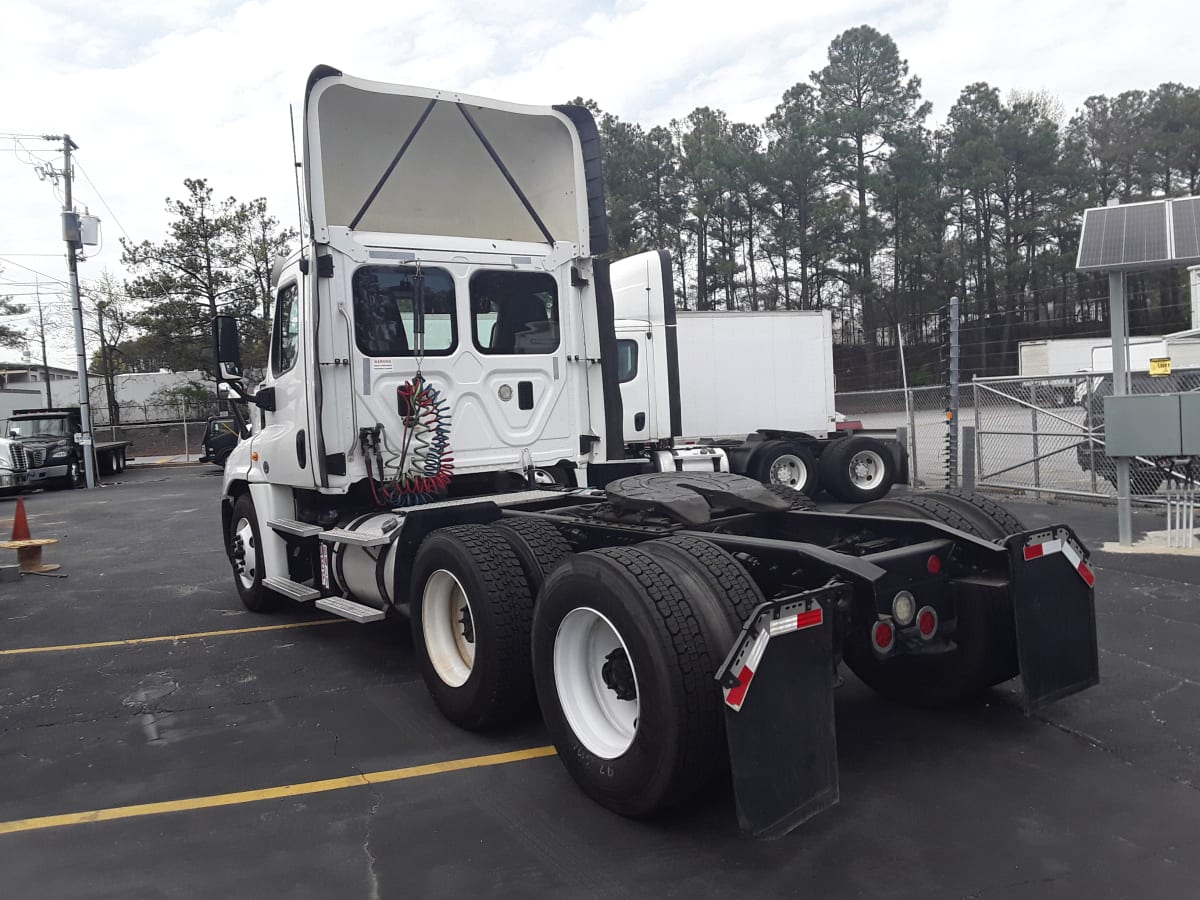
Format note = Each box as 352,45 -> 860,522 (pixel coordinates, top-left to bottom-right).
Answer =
9,417 -> 68,437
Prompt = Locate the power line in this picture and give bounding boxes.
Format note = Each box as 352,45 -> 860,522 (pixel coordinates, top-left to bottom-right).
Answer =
72,156 -> 131,241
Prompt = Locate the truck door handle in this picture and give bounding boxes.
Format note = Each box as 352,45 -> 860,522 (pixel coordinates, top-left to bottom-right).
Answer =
634,412 -> 646,431
518,381 -> 534,410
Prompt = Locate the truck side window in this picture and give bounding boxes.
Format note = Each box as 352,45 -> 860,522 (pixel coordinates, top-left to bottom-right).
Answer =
352,265 -> 457,357
470,270 -> 559,355
272,282 -> 300,376
616,339 -> 638,383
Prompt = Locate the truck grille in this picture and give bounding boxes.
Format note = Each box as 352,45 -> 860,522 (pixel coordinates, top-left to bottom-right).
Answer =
26,447 -> 45,468
9,444 -> 28,472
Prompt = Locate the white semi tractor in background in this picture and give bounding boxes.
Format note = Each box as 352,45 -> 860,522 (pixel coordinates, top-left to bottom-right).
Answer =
215,66 -> 1099,838
611,249 -> 903,501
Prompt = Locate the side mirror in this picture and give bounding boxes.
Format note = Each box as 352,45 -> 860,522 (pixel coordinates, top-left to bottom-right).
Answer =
212,315 -> 243,382
8,428 -> 18,438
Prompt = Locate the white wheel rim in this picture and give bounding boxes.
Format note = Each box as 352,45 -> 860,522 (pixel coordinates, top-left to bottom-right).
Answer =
554,607 -> 639,759
769,453 -> 808,490
849,450 -> 886,491
422,569 -> 475,687
233,517 -> 257,589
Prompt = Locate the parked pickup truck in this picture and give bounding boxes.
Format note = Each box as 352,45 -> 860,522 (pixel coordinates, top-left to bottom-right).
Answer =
6,407 -> 133,488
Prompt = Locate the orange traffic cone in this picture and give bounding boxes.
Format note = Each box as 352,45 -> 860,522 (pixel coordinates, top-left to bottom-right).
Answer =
11,497 -> 31,541
1,496 -> 60,574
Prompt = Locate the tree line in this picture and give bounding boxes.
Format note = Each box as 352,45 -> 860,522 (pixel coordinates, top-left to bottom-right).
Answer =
589,25 -> 1199,388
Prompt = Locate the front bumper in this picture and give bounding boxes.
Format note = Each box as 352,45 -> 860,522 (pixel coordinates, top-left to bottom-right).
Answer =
25,464 -> 70,482
0,471 -> 28,490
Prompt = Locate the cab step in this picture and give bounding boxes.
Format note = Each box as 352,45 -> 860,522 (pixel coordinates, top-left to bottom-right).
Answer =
263,576 -> 321,602
319,527 -> 393,547
267,518 -> 323,538
315,596 -> 386,623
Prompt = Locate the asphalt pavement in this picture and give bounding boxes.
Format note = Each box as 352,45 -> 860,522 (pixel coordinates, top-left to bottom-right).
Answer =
1,468 -> 1198,898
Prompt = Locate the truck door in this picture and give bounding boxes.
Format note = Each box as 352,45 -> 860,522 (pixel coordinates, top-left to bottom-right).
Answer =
617,332 -> 653,441
452,268 -> 577,470
252,279 -> 315,487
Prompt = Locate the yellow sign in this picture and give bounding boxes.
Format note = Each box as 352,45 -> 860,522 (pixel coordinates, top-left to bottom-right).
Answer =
1149,357 -> 1172,376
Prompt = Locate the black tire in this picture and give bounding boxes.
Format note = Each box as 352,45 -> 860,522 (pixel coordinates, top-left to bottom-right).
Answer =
64,460 -> 84,489
844,494 -> 1019,706
640,535 -> 764,643
216,448 -> 233,468
924,490 -> 1026,541
410,525 -> 536,730
532,546 -> 728,817
492,516 -> 573,596
753,441 -> 819,497
228,493 -> 279,612
850,495 -> 992,541
762,482 -> 817,510
819,436 -> 895,503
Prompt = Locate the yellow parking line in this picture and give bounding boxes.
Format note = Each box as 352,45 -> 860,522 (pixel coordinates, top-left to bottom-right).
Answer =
0,619 -> 348,657
0,746 -> 558,835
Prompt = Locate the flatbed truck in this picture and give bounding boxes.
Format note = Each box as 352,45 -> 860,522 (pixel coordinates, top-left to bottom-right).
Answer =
6,407 -> 132,488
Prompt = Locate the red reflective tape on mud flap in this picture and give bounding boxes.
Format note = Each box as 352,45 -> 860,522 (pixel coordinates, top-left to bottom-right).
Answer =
1023,537 -> 1094,587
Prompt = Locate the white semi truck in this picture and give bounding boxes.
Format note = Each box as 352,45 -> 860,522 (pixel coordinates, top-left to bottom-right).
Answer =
216,67 -> 1100,837
610,249 -> 903,500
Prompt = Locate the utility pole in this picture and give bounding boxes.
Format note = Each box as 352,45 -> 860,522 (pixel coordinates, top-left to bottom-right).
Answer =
51,133 -> 97,489
34,287 -> 52,408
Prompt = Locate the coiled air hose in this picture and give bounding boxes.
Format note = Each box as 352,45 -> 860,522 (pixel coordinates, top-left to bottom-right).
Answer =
364,375 -> 454,507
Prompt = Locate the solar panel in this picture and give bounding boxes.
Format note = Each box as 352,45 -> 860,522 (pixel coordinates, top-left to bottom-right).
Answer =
1173,196 -> 1200,263
1077,197 -> 1200,272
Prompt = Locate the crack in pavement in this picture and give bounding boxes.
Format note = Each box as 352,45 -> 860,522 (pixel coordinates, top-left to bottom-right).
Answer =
363,789 -> 382,900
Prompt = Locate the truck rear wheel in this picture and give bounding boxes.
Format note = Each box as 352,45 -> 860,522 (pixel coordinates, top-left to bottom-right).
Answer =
921,490 -> 1026,540
754,442 -> 819,497
228,493 -> 279,612
532,546 -> 729,817
819,436 -> 895,503
492,517 -> 573,596
844,495 -> 1018,706
410,525 -> 536,730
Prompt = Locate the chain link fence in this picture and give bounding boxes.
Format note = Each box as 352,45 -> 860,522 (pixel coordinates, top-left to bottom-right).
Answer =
971,369 -> 1200,502
91,402 -> 221,459
835,386 -> 951,489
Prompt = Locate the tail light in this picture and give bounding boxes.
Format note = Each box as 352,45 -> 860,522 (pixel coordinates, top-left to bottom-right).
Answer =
916,606 -> 938,640
871,620 -> 895,653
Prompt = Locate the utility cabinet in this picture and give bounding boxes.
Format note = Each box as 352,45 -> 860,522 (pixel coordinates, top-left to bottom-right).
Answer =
1104,393 -> 1200,456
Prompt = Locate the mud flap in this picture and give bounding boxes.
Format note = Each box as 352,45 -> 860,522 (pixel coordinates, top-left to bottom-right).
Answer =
716,584 -> 845,839
1007,526 -> 1100,714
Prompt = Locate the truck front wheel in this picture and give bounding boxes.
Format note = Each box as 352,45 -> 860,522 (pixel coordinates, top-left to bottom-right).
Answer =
228,493 -> 279,612
410,525 -> 536,730
819,436 -> 895,503
532,546 -> 728,818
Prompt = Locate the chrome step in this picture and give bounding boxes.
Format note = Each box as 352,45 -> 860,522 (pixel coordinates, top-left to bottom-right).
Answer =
267,518 -> 323,538
319,527 -> 393,547
263,576 -> 321,602
315,596 -> 386,623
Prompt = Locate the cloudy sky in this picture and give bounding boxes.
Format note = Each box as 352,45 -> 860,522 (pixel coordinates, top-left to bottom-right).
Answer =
1,0 -> 1194,364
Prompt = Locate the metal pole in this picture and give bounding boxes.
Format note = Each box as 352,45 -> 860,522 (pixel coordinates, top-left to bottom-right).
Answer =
59,134 -> 97,489
34,284 -> 52,407
973,380 -> 983,487
1109,272 -> 1132,544
181,401 -> 190,460
1030,383 -> 1041,494
947,295 -> 960,488
962,425 -> 976,491
897,325 -> 917,488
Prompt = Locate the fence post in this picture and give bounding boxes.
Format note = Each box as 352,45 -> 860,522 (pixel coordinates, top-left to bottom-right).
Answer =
1086,376 -> 1098,494
1029,383 -> 1041,495
973,380 -> 982,488
946,295 -> 960,488
181,401 -> 190,460
962,425 -> 976,492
